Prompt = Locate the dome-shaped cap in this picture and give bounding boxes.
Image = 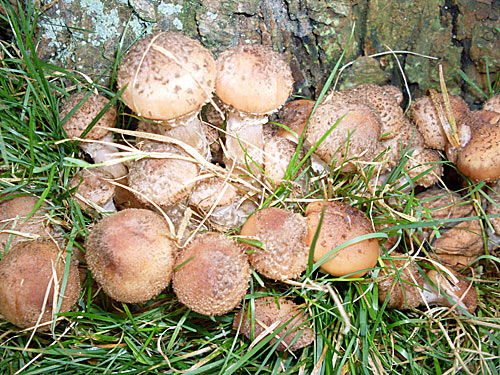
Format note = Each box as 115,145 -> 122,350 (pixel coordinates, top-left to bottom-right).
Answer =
215,44 -> 294,114
117,32 -> 216,121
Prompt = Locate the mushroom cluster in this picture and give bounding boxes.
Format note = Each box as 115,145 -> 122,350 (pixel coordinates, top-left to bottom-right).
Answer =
16,27 -> 493,352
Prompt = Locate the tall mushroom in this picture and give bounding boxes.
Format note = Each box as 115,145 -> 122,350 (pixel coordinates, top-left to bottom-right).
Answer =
215,44 -> 294,175
117,31 -> 216,159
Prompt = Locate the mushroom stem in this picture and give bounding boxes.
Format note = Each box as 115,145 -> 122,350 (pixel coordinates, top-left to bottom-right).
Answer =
225,110 -> 267,175
79,133 -> 128,180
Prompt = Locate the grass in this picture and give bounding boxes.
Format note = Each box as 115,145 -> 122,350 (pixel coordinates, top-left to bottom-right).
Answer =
1,2 -> 500,375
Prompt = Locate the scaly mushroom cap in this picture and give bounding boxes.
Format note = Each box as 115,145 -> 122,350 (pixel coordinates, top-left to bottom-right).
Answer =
60,92 -> 117,140
380,85 -> 404,106
409,94 -> 470,150
233,296 -> 315,351
215,44 -> 294,115
263,126 -> 305,185
378,256 -> 425,310
415,188 -> 483,267
117,32 -> 216,121
173,232 -> 250,316
0,240 -> 80,330
483,93 -> 500,113
69,168 -> 116,210
240,207 -> 309,281
85,209 -> 176,303
452,110 -> 500,182
190,176 -> 238,211
344,83 -> 405,140
128,142 -> 199,206
276,99 -> 315,142
305,201 -> 379,278
404,146 -> 443,188
0,195 -> 50,253
305,96 -> 381,172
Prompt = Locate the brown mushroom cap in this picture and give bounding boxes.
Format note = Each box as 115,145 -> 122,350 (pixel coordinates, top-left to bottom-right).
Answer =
305,96 -> 381,172
240,207 -> 309,281
0,195 -> 50,253
60,92 -> 117,140
276,99 -> 315,142
173,232 -> 250,316
85,209 -> 176,303
415,188 -> 483,267
344,83 -> 405,140
69,168 -> 116,210
233,296 -> 315,351
263,126 -> 305,185
451,110 -> 500,182
127,142 -> 199,206
189,176 -> 238,211
404,147 -> 443,188
117,32 -> 216,121
0,240 -> 80,330
378,256 -> 425,310
215,44 -> 294,115
305,201 -> 379,278
409,94 -> 470,150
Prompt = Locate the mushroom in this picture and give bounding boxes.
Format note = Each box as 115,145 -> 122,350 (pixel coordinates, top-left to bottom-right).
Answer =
304,201 -> 379,278
446,110 -> 500,182
343,83 -> 405,140
409,93 -> 470,151
240,207 -> 309,281
172,232 -> 250,316
85,208 -> 176,303
304,93 -> 381,173
276,99 -> 315,143
233,296 -> 315,351
0,195 -> 51,254
69,167 -> 116,212
378,255 -> 477,314
60,91 -> 127,180
127,142 -> 199,207
415,188 -> 483,269
117,31 -> 216,159
0,240 -> 80,330
215,44 -> 294,175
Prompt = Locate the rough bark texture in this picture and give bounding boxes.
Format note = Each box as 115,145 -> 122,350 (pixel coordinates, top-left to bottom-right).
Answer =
34,0 -> 499,101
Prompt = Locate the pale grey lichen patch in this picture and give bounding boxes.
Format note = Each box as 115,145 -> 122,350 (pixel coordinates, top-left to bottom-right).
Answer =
172,17 -> 183,30
80,0 -> 123,47
158,2 -> 182,16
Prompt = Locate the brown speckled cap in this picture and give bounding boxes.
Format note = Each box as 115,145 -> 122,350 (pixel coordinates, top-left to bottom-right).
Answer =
240,207 -> 308,281
60,92 -> 117,140
409,94 -> 469,150
127,142 -> 199,206
117,32 -> 216,121
69,168 -> 116,210
305,96 -> 380,172
85,209 -> 176,303
173,232 -> 250,316
215,44 -> 294,114
483,93 -> 500,113
233,296 -> 315,351
0,240 -> 80,329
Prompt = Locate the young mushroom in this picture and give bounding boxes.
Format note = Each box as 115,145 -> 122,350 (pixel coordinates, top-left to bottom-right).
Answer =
60,91 -> 127,180
0,195 -> 51,254
305,201 -> 379,278
69,167 -> 117,212
233,296 -> 315,351
117,31 -> 216,159
85,209 -> 176,303
215,44 -> 294,175
0,240 -> 80,330
172,232 -> 250,316
240,207 -> 309,281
